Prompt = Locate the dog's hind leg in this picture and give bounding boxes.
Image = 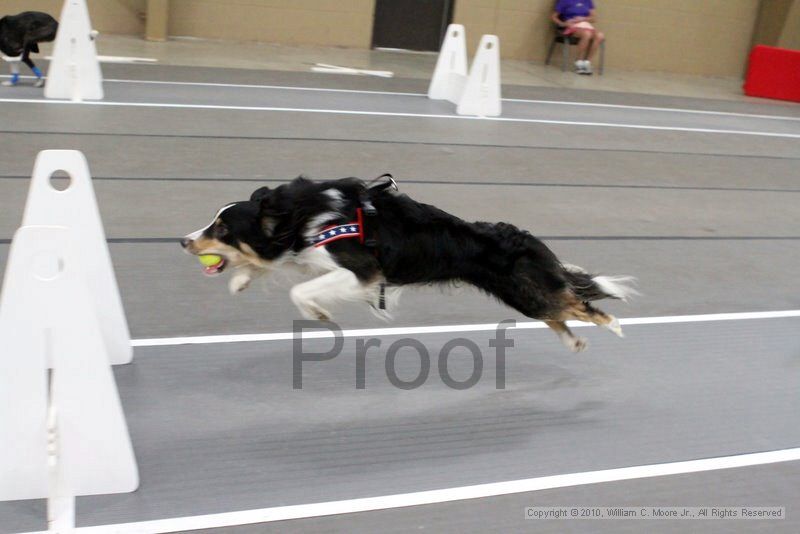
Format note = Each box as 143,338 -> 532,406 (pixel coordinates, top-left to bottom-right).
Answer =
545,320 -> 587,353
289,268 -> 376,321
560,297 -> 623,338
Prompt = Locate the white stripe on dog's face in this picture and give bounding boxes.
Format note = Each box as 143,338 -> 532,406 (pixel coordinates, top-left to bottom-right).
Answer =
185,203 -> 236,241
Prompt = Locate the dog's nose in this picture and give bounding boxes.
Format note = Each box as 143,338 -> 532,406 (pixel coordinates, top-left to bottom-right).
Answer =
180,237 -> 191,249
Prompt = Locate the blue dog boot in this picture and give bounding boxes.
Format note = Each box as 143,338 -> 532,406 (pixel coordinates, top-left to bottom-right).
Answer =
1,72 -> 20,87
32,67 -> 44,88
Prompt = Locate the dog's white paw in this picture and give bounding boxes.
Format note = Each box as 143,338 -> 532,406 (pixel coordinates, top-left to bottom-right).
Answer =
228,273 -> 252,294
568,337 -> 588,353
292,297 -> 332,322
298,306 -> 331,322
604,316 -> 624,338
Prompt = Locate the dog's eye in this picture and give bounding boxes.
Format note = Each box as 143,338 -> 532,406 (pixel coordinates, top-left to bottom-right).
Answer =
214,224 -> 229,238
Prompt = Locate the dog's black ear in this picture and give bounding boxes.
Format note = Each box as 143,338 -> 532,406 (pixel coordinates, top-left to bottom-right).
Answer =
260,216 -> 278,237
259,189 -> 289,218
254,188 -> 281,237
250,186 -> 271,203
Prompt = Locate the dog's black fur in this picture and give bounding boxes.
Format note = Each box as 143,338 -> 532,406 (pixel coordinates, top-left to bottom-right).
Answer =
0,11 -> 58,70
183,176 -> 635,351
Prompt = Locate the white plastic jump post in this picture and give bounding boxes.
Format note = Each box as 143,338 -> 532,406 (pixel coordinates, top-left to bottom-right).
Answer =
0,227 -> 139,524
45,0 -> 103,101
0,151 -> 138,529
23,150 -> 132,366
428,24 -> 468,103
428,24 -> 502,117
457,35 -> 502,117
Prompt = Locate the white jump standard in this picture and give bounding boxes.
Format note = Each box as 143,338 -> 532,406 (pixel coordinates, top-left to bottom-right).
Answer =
428,24 -> 502,117
45,0 -> 104,101
0,150 -> 137,531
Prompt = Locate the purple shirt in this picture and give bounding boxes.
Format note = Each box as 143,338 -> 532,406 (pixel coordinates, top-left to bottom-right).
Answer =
555,0 -> 594,21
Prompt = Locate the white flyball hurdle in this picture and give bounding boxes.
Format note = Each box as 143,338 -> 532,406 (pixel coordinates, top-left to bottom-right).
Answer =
0,151 -> 137,529
45,0 -> 104,101
428,24 -> 502,117
24,151 -> 133,365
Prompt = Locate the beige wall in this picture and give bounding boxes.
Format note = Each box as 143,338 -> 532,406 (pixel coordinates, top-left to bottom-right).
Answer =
777,0 -> 800,49
6,0 -> 797,77
454,0 -> 762,77
0,0 -> 145,35
167,0 -> 375,48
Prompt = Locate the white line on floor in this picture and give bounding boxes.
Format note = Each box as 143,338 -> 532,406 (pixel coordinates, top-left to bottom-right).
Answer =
43,56 -> 159,64
132,310 -> 800,347
505,98 -> 800,122
5,75 -> 798,122
45,447 -> 800,533
110,77 -> 415,96
3,75 -> 421,97
2,98 -> 800,139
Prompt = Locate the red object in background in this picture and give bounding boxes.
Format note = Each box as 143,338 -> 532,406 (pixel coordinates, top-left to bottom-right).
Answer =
743,45 -> 800,103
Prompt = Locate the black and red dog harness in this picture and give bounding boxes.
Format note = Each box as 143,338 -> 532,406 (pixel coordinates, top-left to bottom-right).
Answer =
311,174 -> 396,249
310,174 -> 397,308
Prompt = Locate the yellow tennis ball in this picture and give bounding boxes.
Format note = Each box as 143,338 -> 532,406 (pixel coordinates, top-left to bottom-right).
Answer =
198,254 -> 222,267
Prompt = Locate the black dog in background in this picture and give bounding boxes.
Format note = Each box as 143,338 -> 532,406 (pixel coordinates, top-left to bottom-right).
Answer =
0,11 -> 58,87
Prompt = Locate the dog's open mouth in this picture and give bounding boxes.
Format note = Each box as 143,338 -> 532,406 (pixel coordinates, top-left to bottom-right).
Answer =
201,255 -> 227,276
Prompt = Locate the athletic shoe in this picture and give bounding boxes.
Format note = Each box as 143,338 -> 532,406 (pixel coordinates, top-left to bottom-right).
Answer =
574,60 -> 587,74
580,61 -> 594,75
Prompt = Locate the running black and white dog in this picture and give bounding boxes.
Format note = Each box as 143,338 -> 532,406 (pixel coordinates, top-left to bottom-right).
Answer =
0,11 -> 58,87
181,176 -> 636,351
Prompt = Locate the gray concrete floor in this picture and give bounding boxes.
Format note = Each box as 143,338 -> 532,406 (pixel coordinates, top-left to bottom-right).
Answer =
0,64 -> 798,533
192,461 -> 800,534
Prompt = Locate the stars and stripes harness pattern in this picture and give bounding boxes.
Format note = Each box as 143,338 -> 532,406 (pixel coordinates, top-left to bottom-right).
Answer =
312,208 -> 365,248
309,205 -> 386,309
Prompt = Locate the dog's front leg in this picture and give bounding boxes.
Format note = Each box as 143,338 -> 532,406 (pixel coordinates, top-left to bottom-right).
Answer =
229,264 -> 266,295
289,268 -> 367,321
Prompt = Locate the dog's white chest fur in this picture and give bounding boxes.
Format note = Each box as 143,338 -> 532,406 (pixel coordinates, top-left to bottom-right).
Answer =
285,245 -> 340,275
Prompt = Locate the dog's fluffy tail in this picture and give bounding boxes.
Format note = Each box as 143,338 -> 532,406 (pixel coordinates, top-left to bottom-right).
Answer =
562,264 -> 639,302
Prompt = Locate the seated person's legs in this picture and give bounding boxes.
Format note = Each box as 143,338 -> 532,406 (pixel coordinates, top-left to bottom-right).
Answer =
574,29 -> 604,75
573,29 -> 593,74
586,31 -> 604,72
